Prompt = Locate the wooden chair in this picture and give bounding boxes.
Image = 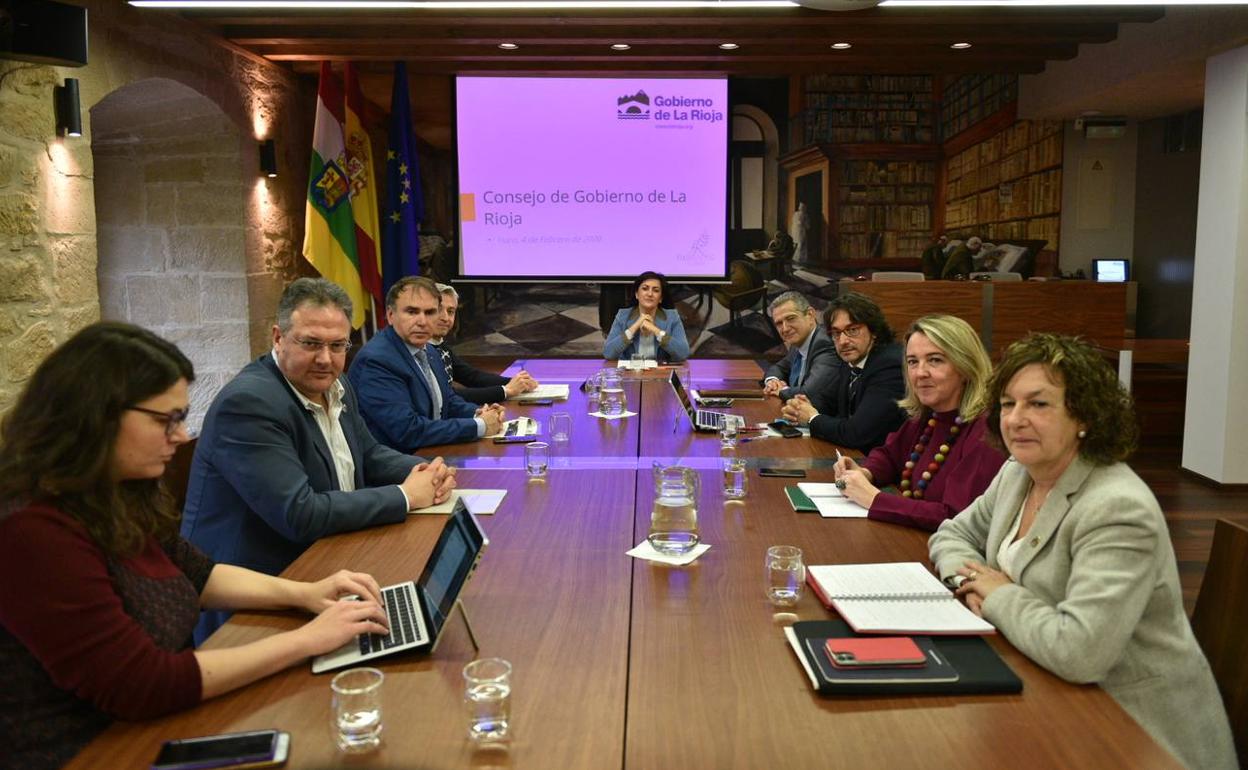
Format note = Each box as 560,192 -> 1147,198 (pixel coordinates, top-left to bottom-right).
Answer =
1190,518 -> 1248,763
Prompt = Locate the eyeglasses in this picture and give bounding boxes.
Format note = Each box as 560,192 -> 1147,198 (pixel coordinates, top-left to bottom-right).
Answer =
828,323 -> 866,341
127,406 -> 190,438
292,336 -> 352,355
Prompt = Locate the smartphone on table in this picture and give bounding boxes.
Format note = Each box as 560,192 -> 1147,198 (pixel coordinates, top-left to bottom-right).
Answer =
768,420 -> 804,439
824,638 -> 926,669
152,729 -> 289,769
758,467 -> 807,478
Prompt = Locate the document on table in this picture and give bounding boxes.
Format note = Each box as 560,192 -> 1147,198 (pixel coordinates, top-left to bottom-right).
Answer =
513,383 -> 570,401
412,489 -> 507,516
806,561 -> 995,635
796,482 -> 866,518
617,359 -> 659,370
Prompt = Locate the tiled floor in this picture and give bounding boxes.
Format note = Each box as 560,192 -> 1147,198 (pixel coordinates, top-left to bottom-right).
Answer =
449,265 -> 848,358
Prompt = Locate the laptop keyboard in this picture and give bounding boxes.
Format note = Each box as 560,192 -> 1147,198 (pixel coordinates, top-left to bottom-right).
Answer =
358,584 -> 424,655
695,409 -> 726,430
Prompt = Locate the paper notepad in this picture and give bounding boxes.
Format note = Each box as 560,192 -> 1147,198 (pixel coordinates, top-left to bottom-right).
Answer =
412,489 -> 507,516
617,359 -> 659,370
514,384 -> 570,402
489,417 -> 538,439
797,483 -> 866,518
784,486 -> 818,512
807,562 -> 995,635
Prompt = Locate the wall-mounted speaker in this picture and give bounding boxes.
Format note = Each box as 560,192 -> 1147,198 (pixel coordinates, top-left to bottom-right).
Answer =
0,0 -> 88,68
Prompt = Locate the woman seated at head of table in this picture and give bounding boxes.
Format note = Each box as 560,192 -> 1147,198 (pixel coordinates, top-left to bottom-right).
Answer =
0,322 -> 391,770
603,270 -> 690,363
929,333 -> 1237,770
833,314 -> 1006,531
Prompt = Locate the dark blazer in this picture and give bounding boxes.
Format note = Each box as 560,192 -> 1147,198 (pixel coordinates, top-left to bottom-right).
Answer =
765,327 -> 840,407
347,326 -> 480,450
435,343 -> 508,405
181,354 -> 419,637
807,341 -> 906,452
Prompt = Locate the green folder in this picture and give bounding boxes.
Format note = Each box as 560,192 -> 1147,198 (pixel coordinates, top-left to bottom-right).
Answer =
785,486 -> 818,512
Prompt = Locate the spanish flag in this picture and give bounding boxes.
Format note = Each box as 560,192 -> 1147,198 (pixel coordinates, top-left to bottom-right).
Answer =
303,62 -> 366,329
344,62 -> 384,320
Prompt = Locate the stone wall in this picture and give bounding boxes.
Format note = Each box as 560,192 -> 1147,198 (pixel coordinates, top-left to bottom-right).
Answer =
0,0 -> 314,416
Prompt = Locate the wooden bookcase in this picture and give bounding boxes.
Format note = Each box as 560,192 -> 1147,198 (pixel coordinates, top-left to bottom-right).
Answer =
939,74 -> 1018,140
802,74 -> 936,146
836,154 -> 938,260
943,119 -> 1063,248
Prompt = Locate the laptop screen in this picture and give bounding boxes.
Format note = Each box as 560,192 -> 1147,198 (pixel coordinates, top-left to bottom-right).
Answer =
668,371 -> 696,418
417,501 -> 488,637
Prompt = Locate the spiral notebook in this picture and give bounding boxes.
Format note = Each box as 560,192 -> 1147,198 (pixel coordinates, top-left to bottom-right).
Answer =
807,561 -> 995,635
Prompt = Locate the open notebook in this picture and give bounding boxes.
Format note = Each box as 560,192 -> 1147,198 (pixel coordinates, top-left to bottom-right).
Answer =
807,561 -> 995,635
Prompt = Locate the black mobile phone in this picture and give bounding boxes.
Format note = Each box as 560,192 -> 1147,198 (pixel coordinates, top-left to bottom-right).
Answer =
493,435 -> 538,444
152,730 -> 289,770
519,399 -> 554,406
768,420 -> 803,439
699,397 -> 734,407
758,467 -> 807,478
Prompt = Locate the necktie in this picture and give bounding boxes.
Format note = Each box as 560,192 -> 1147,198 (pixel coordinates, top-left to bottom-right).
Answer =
414,347 -> 444,418
790,349 -> 805,388
438,345 -> 454,381
848,366 -> 864,402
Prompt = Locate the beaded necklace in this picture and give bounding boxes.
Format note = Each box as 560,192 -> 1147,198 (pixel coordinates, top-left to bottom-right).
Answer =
899,412 -> 965,499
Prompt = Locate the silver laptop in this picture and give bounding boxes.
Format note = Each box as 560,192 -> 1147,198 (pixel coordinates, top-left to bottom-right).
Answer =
312,500 -> 488,673
668,370 -> 729,432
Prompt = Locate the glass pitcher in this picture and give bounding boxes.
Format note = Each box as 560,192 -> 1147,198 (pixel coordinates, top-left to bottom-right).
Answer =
648,461 -> 700,555
599,368 -> 626,416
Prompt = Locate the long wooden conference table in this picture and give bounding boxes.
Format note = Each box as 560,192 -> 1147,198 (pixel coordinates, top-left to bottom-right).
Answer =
67,359 -> 1182,769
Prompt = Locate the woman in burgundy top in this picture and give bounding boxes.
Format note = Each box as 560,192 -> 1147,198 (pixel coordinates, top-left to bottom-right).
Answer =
0,323 -> 391,770
834,314 -> 1005,531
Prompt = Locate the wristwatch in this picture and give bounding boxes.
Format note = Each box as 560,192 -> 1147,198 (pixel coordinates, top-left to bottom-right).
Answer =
942,574 -> 968,590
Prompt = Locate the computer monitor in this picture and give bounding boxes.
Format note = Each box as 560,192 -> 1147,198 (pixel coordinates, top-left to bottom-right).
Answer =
1092,259 -> 1129,282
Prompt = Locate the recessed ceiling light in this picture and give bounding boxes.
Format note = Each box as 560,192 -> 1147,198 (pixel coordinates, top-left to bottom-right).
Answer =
831,42 -> 852,49
719,43 -> 740,50
611,43 -> 632,50
498,42 -> 519,50
950,42 -> 972,49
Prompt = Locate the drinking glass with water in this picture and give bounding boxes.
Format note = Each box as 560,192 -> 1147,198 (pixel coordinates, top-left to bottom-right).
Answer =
525,441 -> 549,478
719,415 -> 744,450
585,371 -> 602,413
722,456 -> 747,499
548,412 -> 572,446
331,667 -> 384,752
463,658 -> 512,744
765,545 -> 805,607
648,461 -> 700,555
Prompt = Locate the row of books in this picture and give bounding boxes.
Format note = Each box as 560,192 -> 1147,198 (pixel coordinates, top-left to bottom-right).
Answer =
839,204 -> 932,232
840,184 -> 932,205
806,92 -> 935,110
840,159 -> 937,186
837,231 -> 931,260
825,109 -> 931,127
806,74 -> 933,93
804,122 -> 936,145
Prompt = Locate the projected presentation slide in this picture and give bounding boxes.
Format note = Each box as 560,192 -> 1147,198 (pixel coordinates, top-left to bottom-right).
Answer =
456,76 -> 729,280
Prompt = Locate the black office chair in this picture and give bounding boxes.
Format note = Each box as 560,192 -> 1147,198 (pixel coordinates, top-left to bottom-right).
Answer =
1190,518 -> 1248,763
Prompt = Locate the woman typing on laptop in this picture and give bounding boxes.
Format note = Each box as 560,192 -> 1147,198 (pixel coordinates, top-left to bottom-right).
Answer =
0,323 -> 390,770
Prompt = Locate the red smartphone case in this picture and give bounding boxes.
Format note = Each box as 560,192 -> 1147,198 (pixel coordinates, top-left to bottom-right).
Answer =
824,637 -> 927,668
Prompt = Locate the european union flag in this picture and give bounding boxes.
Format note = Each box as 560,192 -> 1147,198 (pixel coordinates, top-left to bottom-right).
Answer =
382,61 -> 425,295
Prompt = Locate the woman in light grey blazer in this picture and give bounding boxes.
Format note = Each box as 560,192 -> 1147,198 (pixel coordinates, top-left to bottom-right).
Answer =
930,334 -> 1236,770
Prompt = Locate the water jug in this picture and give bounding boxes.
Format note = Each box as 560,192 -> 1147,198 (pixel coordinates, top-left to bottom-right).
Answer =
599,368 -> 626,416
648,462 -> 700,555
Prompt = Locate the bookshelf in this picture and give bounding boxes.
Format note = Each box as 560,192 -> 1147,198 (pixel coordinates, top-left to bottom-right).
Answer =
802,75 -> 935,146
943,120 -> 1063,249
939,74 -> 1018,141
836,156 -> 938,260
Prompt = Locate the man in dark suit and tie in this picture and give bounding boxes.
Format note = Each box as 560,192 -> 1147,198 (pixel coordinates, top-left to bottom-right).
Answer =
782,291 -> 906,452
181,277 -> 456,638
762,291 -> 839,411
430,282 -> 539,405
348,277 -> 506,451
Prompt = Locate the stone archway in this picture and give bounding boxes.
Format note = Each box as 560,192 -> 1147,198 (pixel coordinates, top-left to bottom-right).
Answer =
91,78 -> 250,435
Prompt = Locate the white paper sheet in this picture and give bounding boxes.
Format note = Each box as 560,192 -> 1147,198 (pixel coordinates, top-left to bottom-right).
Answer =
411,489 -> 507,515
626,540 -> 711,566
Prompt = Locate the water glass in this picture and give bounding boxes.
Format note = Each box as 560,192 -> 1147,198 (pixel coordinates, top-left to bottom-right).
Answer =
463,658 -> 512,744
331,667 -> 384,753
584,371 -> 602,413
765,545 -> 805,607
719,415 -> 743,450
525,441 -> 549,478
630,351 -> 647,372
722,456 -> 747,499
548,412 -> 572,445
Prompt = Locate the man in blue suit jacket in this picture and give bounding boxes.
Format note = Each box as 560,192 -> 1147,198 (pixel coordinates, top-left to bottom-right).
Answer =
348,277 -> 506,451
181,278 -> 456,639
